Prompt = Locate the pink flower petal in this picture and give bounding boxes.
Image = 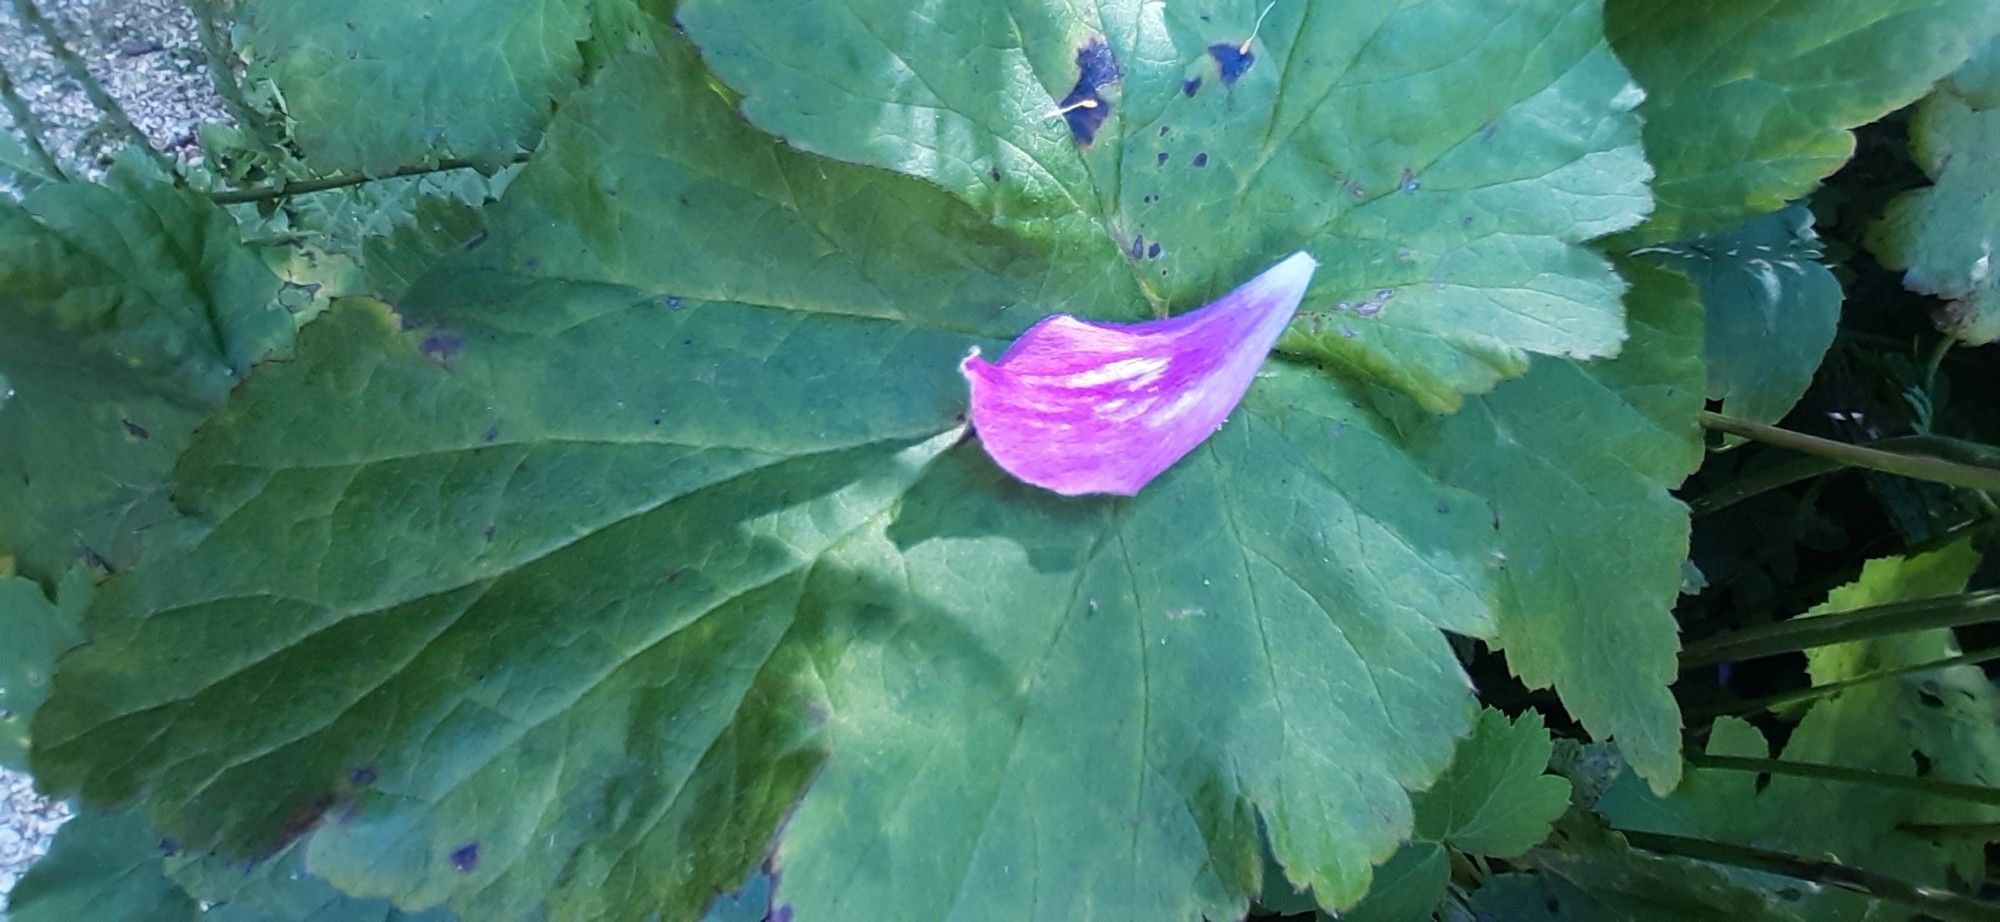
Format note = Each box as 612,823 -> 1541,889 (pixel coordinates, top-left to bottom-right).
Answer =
962,251 -> 1317,496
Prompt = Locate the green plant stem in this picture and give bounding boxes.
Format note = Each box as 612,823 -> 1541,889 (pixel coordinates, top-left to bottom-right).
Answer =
8,0 -> 171,172
1684,752 -> 2000,807
1924,337 -> 1954,392
1699,411 -> 2000,493
1692,434 -> 2000,517
1682,589 -> 2000,668
1617,828 -> 1999,921
1686,642 -> 2000,720
208,151 -> 530,204
184,0 -> 284,164
1900,821 -> 2000,840
0,59 -> 63,179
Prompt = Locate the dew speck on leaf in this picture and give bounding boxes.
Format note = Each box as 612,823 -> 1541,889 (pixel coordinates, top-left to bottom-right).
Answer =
1057,37 -> 1121,145
1399,167 -> 1420,193
450,842 -> 480,872
1208,43 -> 1253,87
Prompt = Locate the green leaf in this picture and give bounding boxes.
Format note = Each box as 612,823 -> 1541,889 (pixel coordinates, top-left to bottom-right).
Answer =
1636,205 -> 1843,425
0,161 -> 292,581
678,0 -> 1653,411
33,26 -> 1698,922
238,0 -> 638,175
0,568 -> 88,768
1470,845 -> 1805,921
1387,260 -> 1704,791
7,811 -> 195,922
1599,542 -> 2000,919
1413,709 -> 1572,858
1871,48 -> 2000,345
1333,709 -> 1573,919
1606,0 -> 2000,244
7,807 -> 455,922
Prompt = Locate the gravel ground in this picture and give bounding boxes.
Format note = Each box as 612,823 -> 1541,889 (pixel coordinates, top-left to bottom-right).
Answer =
0,0 -> 220,901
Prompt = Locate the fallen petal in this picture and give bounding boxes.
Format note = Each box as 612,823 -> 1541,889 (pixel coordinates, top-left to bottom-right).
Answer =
963,251 -> 1317,496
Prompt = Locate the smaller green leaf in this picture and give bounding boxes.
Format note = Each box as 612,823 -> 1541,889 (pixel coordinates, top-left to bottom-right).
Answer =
6,811 -> 193,922
238,0 -> 628,175
1414,709 -> 1572,858
1607,0 -> 2000,244
1872,48 -> 2000,345
0,568 -> 88,767
0,161 -> 292,580
1600,542 -> 2000,919
1636,205 -> 1842,425
1335,844 -> 1448,922
1309,710 -> 1571,919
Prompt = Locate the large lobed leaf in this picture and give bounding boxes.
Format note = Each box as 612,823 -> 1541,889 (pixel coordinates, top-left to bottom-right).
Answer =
679,0 -> 1653,411
1606,0 -> 2000,245
35,11 -> 1700,922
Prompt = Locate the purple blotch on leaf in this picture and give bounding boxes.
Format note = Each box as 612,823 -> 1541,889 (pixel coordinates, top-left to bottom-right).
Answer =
1208,43 -> 1254,86
450,842 -> 480,872
1058,37 -> 1121,145
420,330 -> 464,363
1181,75 -> 1202,96
961,251 -> 1316,496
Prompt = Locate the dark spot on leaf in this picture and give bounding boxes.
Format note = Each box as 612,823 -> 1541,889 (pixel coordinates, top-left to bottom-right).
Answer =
1399,167 -> 1420,193
523,254 -> 540,271
989,166 -> 1002,182
421,330 -> 464,363
1919,688 -> 1946,709
1193,152 -> 1208,168
1129,235 -> 1147,260
1480,122 -> 1498,142
449,842 -> 480,872
1437,502 -> 1450,514
1147,242 -> 1161,259
1345,179 -> 1364,199
159,837 -> 180,856
1182,76 -> 1202,96
1208,43 -> 1253,87
274,795 -> 337,849
482,525 -> 497,542
1157,151 -> 1169,166
122,418 -> 150,440
349,766 -> 377,786
1913,751 -> 1934,776
1058,38 -> 1121,146
482,424 -> 500,442
1158,125 -> 1170,137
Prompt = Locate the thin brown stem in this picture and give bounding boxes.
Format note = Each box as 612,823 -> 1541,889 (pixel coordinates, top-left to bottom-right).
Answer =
208,151 -> 528,204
